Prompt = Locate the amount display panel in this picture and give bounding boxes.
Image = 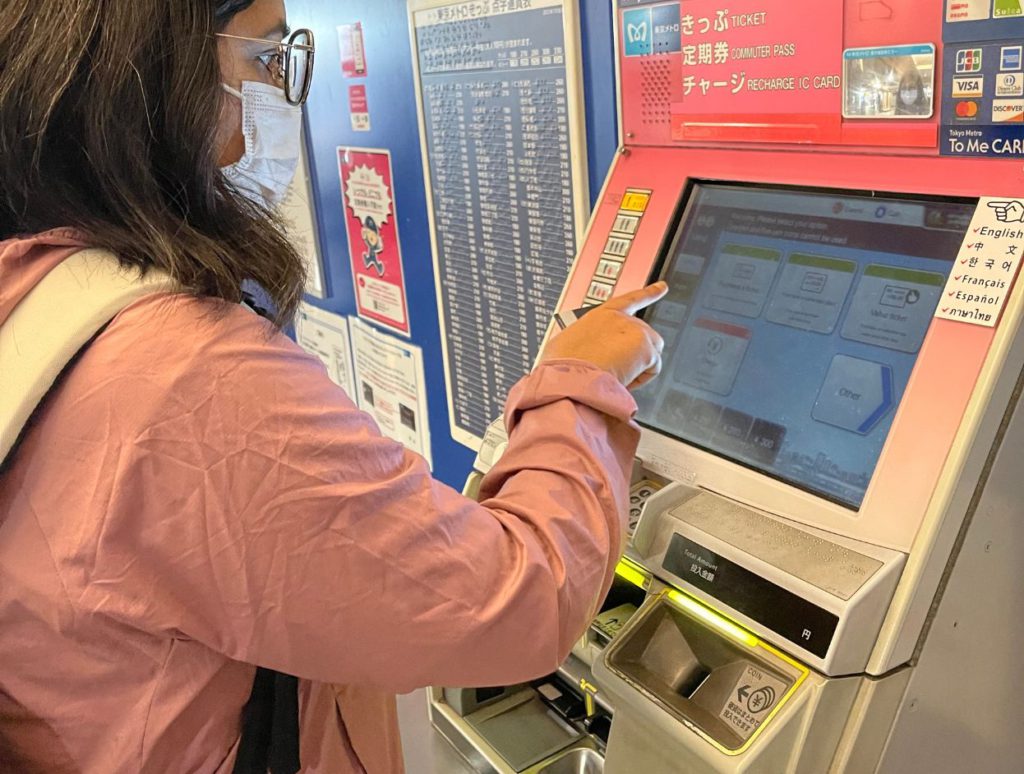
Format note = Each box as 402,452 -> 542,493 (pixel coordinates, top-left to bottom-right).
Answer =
636,184 -> 974,508
412,0 -> 587,448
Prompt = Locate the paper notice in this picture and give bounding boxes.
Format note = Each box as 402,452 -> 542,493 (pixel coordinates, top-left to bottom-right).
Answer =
338,23 -> 368,77
295,303 -> 356,398
935,197 -> 1024,327
349,85 -> 371,132
349,318 -> 432,468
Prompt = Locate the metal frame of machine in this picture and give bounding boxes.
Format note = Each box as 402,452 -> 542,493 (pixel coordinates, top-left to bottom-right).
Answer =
428,1 -> 1024,772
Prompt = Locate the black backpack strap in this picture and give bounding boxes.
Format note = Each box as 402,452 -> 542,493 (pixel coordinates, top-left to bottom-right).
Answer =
232,295 -> 301,774
233,669 -> 300,774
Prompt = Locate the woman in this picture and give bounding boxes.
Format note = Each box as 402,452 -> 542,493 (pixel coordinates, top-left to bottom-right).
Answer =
0,1 -> 666,772
895,67 -> 928,116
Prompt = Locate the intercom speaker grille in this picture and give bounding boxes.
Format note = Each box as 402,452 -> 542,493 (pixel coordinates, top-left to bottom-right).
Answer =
640,56 -> 672,126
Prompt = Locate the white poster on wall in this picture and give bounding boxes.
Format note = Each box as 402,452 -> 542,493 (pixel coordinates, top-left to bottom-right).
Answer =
349,317 -> 433,468
281,140 -> 327,298
295,303 -> 356,398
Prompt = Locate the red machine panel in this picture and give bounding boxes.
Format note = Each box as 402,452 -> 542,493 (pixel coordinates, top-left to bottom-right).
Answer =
619,0 -> 944,149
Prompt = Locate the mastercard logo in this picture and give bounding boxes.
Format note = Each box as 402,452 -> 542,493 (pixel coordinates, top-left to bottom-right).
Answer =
956,101 -> 980,117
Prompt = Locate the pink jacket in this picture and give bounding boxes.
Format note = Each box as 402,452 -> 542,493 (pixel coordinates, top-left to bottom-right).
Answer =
0,232 -> 640,773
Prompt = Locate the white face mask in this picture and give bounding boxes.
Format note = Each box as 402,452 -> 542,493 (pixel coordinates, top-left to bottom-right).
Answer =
222,81 -> 302,209
899,89 -> 918,107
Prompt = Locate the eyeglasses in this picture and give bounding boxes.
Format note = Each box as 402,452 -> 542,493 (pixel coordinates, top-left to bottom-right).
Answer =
216,28 -> 316,106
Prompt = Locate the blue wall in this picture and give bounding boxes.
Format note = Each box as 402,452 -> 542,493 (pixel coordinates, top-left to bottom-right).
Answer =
288,0 -> 618,489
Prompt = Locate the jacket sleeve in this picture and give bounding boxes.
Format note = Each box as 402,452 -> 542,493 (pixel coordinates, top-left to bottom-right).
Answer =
80,302 -> 640,692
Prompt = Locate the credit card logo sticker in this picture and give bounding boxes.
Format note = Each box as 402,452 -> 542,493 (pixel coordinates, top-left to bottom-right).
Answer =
992,99 -> 1024,122
955,100 -> 980,119
996,73 -> 1024,97
953,76 -> 984,97
1001,45 -> 1023,71
956,48 -> 983,73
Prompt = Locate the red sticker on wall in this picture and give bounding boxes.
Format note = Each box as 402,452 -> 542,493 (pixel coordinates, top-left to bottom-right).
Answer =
338,148 -> 410,336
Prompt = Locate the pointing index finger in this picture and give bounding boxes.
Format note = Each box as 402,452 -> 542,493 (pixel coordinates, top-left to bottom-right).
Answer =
602,282 -> 669,316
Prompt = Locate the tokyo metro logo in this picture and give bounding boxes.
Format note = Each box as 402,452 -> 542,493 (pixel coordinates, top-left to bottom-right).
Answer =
623,8 -> 652,57
627,20 -> 648,43
956,48 -> 983,73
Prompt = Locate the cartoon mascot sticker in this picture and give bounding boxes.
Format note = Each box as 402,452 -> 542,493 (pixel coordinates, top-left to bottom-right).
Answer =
361,215 -> 385,277
344,160 -> 393,278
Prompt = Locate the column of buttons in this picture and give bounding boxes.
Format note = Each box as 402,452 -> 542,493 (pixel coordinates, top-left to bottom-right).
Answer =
584,188 -> 653,305
628,478 -> 663,535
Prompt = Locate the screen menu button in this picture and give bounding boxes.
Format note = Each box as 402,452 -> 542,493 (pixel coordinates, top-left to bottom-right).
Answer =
813,355 -> 895,435
840,264 -> 945,353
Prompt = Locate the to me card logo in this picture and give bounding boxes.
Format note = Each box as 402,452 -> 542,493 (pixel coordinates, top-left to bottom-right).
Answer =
956,48 -> 983,73
623,8 -> 652,57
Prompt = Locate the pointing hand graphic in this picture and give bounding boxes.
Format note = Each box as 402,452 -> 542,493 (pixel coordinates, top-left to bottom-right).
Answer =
987,200 -> 1024,223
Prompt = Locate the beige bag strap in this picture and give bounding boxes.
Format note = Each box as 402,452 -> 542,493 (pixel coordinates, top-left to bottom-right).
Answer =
0,248 -> 176,463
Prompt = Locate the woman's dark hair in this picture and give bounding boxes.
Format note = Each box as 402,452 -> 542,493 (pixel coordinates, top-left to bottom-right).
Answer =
0,0 -> 306,327
899,69 -> 925,95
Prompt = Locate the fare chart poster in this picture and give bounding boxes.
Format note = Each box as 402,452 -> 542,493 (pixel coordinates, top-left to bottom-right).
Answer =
412,0 -> 585,449
338,147 -> 411,337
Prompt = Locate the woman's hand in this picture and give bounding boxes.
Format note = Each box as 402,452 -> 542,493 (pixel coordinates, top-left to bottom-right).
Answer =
542,282 -> 669,390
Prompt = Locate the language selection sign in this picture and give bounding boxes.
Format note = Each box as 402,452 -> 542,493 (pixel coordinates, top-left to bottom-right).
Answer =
648,1 -> 842,141
935,197 -> 1024,326
339,148 -> 411,336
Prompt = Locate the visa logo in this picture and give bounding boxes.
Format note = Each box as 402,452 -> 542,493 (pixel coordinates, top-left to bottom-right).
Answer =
952,76 -> 984,97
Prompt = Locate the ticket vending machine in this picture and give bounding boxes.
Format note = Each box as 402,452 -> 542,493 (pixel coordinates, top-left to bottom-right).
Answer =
428,1 -> 1024,772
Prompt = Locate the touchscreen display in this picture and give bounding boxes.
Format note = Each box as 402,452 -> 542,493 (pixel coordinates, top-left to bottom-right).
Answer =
635,183 -> 975,508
